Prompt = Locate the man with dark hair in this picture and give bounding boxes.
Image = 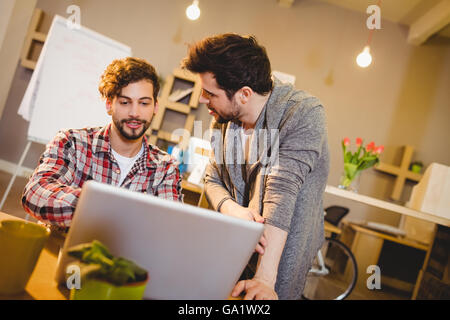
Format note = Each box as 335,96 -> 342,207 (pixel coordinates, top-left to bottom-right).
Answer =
183,33 -> 329,300
22,57 -> 182,229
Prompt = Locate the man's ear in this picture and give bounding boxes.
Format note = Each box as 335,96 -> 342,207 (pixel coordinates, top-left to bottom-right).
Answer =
239,86 -> 253,104
154,101 -> 159,115
106,99 -> 113,115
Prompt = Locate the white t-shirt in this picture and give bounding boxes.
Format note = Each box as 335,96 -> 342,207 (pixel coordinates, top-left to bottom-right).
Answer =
111,144 -> 144,185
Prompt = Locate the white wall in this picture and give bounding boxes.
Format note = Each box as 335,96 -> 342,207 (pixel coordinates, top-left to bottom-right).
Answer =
0,0 -> 16,51
0,0 -> 37,119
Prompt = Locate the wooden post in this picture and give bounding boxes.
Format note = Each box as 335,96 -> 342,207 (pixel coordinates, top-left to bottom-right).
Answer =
20,8 -> 46,70
375,145 -> 422,201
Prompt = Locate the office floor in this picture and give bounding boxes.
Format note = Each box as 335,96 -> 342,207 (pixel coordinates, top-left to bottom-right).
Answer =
313,275 -> 410,300
0,169 -> 410,300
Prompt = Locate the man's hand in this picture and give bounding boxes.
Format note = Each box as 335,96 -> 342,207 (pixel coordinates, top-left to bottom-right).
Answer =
255,231 -> 267,255
231,279 -> 278,300
220,199 -> 266,254
220,199 -> 264,222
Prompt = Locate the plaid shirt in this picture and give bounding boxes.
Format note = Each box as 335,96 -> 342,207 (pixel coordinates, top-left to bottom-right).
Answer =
22,124 -> 182,228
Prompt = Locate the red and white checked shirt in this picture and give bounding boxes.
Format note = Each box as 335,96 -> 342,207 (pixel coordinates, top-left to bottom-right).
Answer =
22,124 -> 182,228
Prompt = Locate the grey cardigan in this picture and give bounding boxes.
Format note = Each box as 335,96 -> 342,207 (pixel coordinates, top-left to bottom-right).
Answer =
204,79 -> 330,299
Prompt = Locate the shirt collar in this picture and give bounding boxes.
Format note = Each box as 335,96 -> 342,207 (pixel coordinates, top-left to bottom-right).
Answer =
92,124 -> 111,154
142,137 -> 159,169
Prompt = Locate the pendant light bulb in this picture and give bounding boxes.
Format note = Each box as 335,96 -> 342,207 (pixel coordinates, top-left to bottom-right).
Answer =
356,45 -> 372,68
186,0 -> 200,20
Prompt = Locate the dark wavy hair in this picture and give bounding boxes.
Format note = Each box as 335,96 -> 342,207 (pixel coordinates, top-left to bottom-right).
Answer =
98,57 -> 160,101
182,33 -> 273,99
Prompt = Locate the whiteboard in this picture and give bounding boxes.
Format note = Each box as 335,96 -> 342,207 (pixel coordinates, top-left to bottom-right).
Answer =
18,15 -> 132,144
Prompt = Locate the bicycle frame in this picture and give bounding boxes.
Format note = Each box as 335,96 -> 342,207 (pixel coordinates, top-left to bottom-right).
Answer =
308,250 -> 329,276
304,238 -> 358,300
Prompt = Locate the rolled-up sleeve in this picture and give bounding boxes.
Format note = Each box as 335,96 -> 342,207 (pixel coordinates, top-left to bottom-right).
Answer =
262,105 -> 327,231
204,120 -> 233,211
204,160 -> 233,211
21,131 -> 81,227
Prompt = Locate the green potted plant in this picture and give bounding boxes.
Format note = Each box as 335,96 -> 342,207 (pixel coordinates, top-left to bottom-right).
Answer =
67,240 -> 148,300
409,161 -> 423,174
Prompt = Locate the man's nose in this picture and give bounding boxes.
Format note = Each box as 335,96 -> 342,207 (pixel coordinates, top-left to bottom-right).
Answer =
128,102 -> 139,117
199,95 -> 209,105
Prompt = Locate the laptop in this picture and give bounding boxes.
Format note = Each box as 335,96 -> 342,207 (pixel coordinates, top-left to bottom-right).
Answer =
55,180 -> 263,299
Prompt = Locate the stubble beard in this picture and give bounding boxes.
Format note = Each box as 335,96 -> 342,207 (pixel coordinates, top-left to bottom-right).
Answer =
212,97 -> 241,124
114,118 -> 151,140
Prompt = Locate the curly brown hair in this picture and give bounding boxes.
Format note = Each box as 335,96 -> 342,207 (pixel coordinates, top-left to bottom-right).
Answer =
98,57 -> 160,101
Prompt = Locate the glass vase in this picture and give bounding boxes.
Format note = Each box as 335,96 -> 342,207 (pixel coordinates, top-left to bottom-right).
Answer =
338,170 -> 361,193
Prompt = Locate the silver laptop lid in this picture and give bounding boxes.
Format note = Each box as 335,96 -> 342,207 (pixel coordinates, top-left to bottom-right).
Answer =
55,181 -> 264,299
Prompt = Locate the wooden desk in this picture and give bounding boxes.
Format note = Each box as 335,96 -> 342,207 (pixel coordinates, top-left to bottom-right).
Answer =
181,179 -> 203,194
340,222 -> 428,293
324,185 -> 450,298
325,185 -> 450,227
324,220 -> 341,235
0,212 -> 69,300
181,179 -> 205,207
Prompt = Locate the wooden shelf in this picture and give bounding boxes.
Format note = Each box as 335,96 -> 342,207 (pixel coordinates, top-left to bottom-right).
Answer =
373,145 -> 422,201
20,8 -> 46,70
147,68 -> 201,149
375,162 -> 422,182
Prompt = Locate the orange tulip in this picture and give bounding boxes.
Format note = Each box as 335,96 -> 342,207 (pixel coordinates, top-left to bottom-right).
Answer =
356,138 -> 363,147
366,141 -> 375,152
375,145 -> 384,154
343,137 -> 350,146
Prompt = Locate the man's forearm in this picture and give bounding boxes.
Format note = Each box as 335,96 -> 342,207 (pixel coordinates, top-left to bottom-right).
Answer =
22,176 -> 80,227
254,224 -> 288,287
204,162 -> 233,211
218,197 -> 236,214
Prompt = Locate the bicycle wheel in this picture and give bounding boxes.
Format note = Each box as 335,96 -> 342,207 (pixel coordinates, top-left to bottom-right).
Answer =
302,237 -> 358,300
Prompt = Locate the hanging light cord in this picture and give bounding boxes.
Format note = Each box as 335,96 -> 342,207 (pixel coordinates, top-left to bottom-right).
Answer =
367,0 -> 382,46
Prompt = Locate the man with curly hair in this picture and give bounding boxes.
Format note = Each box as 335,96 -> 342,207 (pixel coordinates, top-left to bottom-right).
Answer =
22,57 -> 182,230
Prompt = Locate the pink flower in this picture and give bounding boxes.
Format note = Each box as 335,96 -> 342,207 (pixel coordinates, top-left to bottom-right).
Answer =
356,138 -> 363,147
343,137 -> 350,146
366,141 -> 375,152
375,145 -> 384,154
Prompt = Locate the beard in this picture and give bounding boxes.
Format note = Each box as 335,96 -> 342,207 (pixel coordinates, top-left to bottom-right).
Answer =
113,117 -> 150,140
210,97 -> 240,124
215,112 -> 230,124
